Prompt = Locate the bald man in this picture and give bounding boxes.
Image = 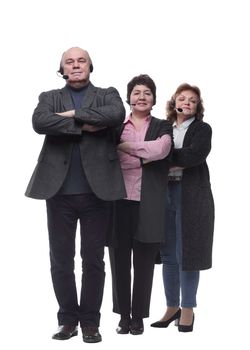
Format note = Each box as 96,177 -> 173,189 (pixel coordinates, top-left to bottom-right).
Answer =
26,47 -> 126,343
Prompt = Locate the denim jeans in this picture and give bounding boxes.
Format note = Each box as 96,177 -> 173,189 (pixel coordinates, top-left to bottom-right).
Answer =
160,182 -> 200,308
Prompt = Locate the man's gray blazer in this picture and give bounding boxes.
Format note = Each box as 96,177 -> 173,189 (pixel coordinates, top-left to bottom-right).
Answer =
25,82 -> 126,201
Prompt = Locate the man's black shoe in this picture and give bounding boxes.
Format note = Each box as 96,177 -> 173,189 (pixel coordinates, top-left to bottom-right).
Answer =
81,326 -> 102,343
52,325 -> 78,340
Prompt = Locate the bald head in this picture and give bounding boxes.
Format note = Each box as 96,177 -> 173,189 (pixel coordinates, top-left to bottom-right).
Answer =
59,47 -> 93,88
60,47 -> 93,69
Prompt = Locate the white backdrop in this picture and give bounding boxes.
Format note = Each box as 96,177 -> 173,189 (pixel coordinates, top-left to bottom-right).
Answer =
1,0 -> 249,349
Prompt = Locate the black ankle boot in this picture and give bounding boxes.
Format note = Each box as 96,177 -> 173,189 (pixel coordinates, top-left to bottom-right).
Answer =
130,318 -> 144,335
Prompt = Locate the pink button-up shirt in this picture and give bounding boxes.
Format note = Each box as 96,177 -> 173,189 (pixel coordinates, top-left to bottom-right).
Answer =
118,115 -> 172,201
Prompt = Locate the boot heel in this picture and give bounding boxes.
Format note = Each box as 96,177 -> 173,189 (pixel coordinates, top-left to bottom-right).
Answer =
178,314 -> 195,332
174,319 -> 179,326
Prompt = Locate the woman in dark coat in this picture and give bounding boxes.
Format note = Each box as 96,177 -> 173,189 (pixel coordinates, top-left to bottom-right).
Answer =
151,83 -> 214,332
109,75 -> 173,336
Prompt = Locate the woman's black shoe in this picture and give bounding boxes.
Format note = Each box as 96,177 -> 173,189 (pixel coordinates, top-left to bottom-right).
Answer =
116,317 -> 130,334
129,318 -> 144,335
150,308 -> 181,328
178,314 -> 195,332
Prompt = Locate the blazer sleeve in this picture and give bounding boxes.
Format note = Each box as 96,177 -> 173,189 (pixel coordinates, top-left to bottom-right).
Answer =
173,122 -> 212,168
74,87 -> 125,127
32,91 -> 83,136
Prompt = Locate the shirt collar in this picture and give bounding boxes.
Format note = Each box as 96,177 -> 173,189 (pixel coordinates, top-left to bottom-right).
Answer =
124,113 -> 152,124
173,117 -> 195,129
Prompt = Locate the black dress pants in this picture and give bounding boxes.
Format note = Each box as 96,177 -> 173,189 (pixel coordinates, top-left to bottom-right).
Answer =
109,200 -> 159,319
46,193 -> 111,327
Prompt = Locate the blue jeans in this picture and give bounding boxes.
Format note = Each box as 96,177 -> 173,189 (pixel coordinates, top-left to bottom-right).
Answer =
160,182 -> 200,308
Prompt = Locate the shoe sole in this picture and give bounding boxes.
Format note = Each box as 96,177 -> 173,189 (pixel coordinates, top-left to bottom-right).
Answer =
83,337 -> 102,343
130,331 -> 144,335
117,331 -> 129,334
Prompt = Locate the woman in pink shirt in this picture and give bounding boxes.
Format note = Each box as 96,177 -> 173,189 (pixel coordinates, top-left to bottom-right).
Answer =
109,74 -> 173,335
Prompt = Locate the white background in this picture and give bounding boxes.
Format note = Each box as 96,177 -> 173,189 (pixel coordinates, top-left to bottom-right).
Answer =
1,0 -> 249,349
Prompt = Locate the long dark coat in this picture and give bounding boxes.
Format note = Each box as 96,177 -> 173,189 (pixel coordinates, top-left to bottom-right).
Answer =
109,116 -> 173,246
173,119 -> 215,270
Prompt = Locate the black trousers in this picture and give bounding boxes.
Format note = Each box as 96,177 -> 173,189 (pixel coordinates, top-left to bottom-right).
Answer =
46,193 -> 111,327
109,200 -> 159,319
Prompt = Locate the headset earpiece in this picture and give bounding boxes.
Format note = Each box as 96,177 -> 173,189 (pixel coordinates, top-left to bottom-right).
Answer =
58,66 -> 64,75
58,63 -> 93,75
170,98 -> 175,109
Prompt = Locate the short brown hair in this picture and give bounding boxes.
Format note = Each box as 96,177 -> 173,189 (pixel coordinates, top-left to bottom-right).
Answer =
126,74 -> 156,105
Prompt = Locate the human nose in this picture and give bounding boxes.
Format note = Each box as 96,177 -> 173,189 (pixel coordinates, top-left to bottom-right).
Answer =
138,92 -> 146,99
183,97 -> 190,104
72,60 -> 79,68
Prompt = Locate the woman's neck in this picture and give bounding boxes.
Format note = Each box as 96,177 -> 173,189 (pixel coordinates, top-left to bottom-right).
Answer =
130,112 -> 150,130
176,115 -> 191,126
131,111 -> 150,121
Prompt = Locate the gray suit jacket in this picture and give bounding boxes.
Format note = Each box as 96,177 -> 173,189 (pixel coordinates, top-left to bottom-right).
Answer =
25,82 -> 126,200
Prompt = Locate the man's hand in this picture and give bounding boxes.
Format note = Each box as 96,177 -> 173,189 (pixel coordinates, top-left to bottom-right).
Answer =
56,110 -> 75,118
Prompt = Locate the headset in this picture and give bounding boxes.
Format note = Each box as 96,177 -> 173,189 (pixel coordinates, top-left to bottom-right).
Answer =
170,97 -> 202,114
58,62 -> 93,75
169,98 -> 176,109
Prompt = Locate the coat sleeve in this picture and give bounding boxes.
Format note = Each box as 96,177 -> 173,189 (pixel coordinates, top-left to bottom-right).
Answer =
173,122 -> 212,168
32,91 -> 83,136
74,87 -> 125,127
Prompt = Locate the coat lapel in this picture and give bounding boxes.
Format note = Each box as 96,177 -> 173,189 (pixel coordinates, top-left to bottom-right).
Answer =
145,116 -> 157,141
60,87 -> 74,111
82,82 -> 96,108
60,82 -> 97,111
182,119 -> 198,147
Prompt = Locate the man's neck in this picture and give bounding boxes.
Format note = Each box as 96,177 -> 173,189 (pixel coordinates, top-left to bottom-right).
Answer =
67,80 -> 90,90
